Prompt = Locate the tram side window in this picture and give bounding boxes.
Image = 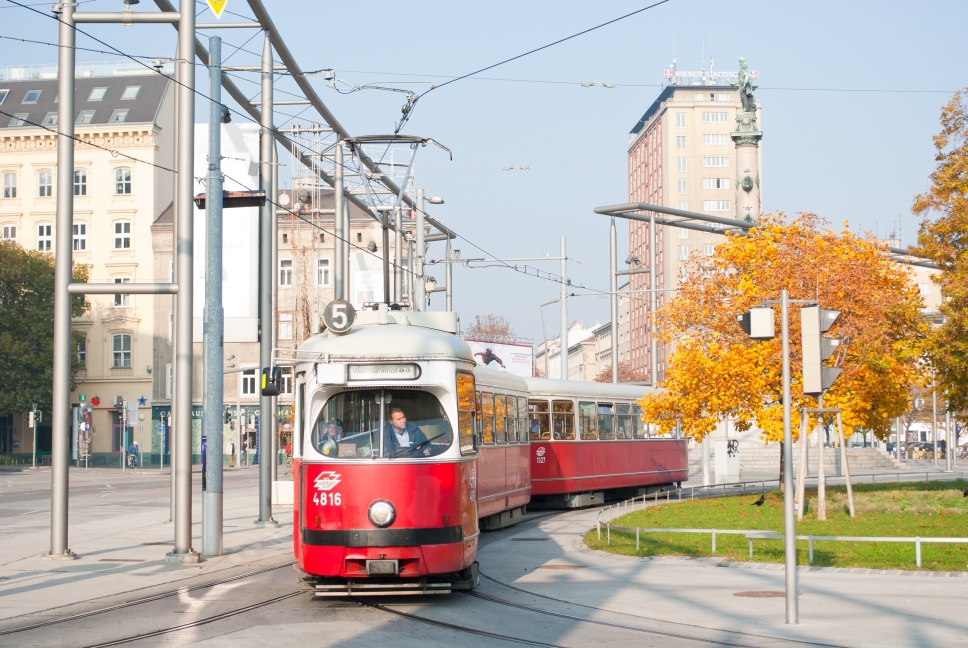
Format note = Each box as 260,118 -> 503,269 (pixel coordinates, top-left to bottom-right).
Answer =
552,400 -> 575,440
529,400 -> 550,441
506,395 -> 517,442
616,403 -> 631,439
495,394 -> 507,444
578,402 -> 597,440
518,396 -> 528,443
481,392 -> 495,444
631,404 -> 648,439
457,372 -> 477,455
598,403 -> 615,440
476,391 -> 482,445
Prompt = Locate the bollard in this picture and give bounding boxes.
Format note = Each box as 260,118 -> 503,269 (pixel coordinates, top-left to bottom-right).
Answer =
749,537 -> 754,559
597,520 -> 601,540
916,537 -> 921,568
809,536 -> 814,564
636,527 -> 640,551
712,530 -> 717,553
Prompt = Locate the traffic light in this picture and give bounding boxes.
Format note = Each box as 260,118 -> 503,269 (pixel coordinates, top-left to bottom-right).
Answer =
801,305 -> 842,395
261,367 -> 282,397
737,306 -> 775,340
224,410 -> 232,425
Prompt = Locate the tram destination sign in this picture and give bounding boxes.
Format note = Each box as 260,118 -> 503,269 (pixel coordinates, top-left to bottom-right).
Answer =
347,364 -> 421,381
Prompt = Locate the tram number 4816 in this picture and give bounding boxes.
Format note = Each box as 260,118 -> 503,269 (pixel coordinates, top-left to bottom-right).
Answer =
313,492 -> 342,506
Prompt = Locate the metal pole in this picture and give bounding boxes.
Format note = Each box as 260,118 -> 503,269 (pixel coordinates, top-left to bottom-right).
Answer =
394,206 -> 403,303
344,200 -> 351,302
45,0 -> 76,561
702,436 -> 710,486
382,217 -> 391,304
201,36 -> 224,557
781,289 -> 798,624
168,0 -> 199,563
946,409 -> 952,471
445,236 -> 453,312
559,238 -> 568,380
648,213 -> 658,383
270,140 -> 278,485
333,145 -> 345,300
168,41 -> 179,524
610,218 -> 618,384
256,31 -> 277,528
932,385 -> 938,466
896,417 -> 903,463
415,189 -> 426,311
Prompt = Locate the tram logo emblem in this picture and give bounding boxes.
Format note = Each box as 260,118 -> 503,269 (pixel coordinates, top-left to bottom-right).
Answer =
535,447 -> 546,457
314,471 -> 342,491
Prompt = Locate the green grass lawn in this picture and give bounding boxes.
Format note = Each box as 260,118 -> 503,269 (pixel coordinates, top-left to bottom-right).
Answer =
584,480 -> 968,571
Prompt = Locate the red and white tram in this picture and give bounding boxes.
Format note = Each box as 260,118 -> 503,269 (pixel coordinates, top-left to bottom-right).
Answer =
287,304 -> 687,595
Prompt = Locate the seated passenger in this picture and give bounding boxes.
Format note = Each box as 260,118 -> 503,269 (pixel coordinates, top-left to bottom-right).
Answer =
383,407 -> 431,457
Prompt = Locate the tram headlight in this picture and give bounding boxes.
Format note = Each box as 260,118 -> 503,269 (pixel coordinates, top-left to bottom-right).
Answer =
368,500 -> 396,528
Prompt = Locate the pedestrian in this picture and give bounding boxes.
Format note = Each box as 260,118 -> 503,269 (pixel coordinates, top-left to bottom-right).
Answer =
228,439 -> 235,467
241,444 -> 247,467
127,441 -> 139,469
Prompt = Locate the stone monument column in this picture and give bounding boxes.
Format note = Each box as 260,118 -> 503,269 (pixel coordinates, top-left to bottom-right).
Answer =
731,57 -> 762,222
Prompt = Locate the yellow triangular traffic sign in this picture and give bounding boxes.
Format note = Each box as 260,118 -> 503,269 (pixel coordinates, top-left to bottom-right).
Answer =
206,0 -> 228,19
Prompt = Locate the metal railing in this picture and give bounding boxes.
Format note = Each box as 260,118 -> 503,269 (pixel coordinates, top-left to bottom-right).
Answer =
595,471 -> 968,568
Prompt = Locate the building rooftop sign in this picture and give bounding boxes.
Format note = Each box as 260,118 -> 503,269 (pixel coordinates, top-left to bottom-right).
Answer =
662,57 -> 758,86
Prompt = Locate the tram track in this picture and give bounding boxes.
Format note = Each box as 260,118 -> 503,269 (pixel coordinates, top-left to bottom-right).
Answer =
0,561 -> 294,637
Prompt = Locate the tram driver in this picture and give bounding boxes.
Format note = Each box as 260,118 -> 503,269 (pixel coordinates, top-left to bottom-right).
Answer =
319,419 -> 343,457
384,407 -> 432,457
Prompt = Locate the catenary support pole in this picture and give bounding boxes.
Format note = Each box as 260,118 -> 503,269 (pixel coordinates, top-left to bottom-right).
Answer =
395,206 -> 403,303
256,31 -> 277,528
649,213 -> 658,383
781,289 -> 798,624
415,189 -> 426,311
45,1 -> 77,561
932,385 -> 938,466
168,0 -> 199,564
945,409 -> 952,471
168,40 -> 179,525
201,36 -> 224,557
343,200 -> 351,299
445,236 -> 453,312
270,140 -> 278,485
560,237 -> 568,380
334,145 -> 345,300
610,218 -> 618,384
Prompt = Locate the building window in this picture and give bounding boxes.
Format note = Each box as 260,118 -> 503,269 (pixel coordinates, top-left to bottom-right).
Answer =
166,364 -> 172,399
74,169 -> 87,196
167,312 -> 173,343
241,370 -> 256,395
704,244 -> 715,256
108,109 -> 129,123
88,87 -> 107,102
703,178 -> 730,189
114,167 -> 131,195
77,337 -> 86,366
918,283 -> 931,295
678,245 -> 689,261
676,135 -> 686,150
676,179 -> 687,194
703,134 -> 729,145
279,312 -> 293,340
281,368 -> 293,394
678,227 -> 688,239
702,157 -> 730,167
8,113 -> 28,127
113,277 -> 131,307
112,333 -> 132,368
694,93 -> 704,101
113,220 -> 131,249
72,222 -> 87,251
357,232 -> 362,243
2,172 -> 16,198
121,85 -> 141,100
317,258 -> 330,286
702,112 -> 729,123
22,89 -> 41,104
703,200 -> 731,212
676,113 -> 686,128
279,259 -> 292,287
676,157 -> 687,172
41,112 -> 57,126
37,170 -> 52,197
713,93 -> 731,102
36,223 -> 52,252
1,224 -> 15,240
676,201 -> 688,211
0,89 -> 7,104
76,110 -> 95,124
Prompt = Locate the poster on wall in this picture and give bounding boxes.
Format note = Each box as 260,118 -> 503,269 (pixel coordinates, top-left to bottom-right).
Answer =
465,339 -> 534,378
350,252 -> 384,308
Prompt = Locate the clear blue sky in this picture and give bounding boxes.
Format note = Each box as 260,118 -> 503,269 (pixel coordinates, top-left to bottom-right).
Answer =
3,0 -> 965,343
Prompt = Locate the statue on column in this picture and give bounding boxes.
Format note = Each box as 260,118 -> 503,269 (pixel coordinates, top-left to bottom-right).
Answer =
733,57 -> 756,115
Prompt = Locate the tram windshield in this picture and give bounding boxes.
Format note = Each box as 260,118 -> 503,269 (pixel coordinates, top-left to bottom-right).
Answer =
312,390 -> 453,459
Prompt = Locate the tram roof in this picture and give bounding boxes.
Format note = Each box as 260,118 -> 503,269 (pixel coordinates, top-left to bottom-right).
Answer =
474,366 -> 529,392
523,377 -> 654,401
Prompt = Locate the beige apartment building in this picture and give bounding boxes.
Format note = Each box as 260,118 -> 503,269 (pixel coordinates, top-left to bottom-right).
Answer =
0,65 -> 173,462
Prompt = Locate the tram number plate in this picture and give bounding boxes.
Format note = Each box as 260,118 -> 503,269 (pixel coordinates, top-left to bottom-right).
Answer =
313,492 -> 342,506
366,560 -> 399,575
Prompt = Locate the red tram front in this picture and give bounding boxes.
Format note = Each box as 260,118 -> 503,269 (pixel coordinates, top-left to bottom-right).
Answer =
290,310 -> 480,596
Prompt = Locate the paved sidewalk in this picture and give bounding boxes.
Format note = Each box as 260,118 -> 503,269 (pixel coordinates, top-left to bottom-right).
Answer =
0,468 -> 293,623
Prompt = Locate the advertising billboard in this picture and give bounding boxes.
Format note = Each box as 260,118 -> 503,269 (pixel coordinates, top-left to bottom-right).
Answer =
465,339 -> 534,378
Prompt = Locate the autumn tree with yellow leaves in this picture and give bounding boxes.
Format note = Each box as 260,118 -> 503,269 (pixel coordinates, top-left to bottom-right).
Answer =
639,213 -> 927,449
